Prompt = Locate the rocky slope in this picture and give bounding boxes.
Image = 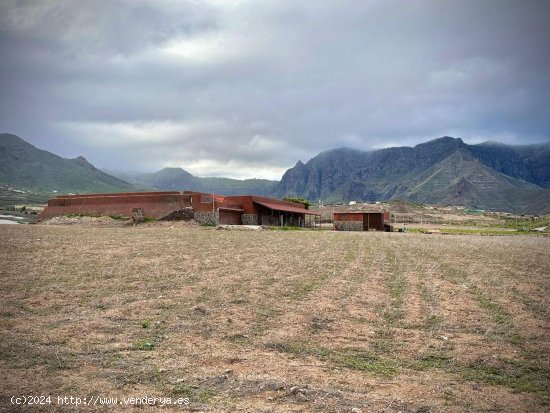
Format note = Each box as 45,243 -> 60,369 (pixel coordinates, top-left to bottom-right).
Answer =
272,137 -> 550,213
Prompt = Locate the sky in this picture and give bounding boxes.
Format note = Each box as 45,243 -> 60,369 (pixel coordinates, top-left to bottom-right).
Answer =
1,0 -> 549,180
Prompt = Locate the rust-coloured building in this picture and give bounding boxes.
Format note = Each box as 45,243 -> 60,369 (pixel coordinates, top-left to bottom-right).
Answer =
333,211 -> 389,231
38,190 -> 320,227
37,191 -> 191,221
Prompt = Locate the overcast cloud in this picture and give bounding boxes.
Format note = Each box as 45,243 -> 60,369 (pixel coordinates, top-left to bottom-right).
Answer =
1,0 -> 549,179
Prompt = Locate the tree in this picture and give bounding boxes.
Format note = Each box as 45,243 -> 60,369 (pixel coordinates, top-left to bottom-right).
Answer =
283,197 -> 312,209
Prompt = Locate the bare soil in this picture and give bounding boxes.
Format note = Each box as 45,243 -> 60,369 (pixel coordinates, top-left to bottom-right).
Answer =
1,225 -> 549,412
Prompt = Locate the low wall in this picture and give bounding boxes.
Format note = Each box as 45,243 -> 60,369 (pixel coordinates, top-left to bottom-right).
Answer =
241,214 -> 258,225
38,193 -> 192,220
193,211 -> 218,226
334,220 -> 363,231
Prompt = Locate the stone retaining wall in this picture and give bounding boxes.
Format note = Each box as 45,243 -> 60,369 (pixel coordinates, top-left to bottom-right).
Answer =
194,211 -> 218,226
241,214 -> 258,225
334,220 -> 363,231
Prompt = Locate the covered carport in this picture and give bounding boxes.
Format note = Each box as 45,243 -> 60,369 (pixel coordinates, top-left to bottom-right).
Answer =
253,200 -> 320,227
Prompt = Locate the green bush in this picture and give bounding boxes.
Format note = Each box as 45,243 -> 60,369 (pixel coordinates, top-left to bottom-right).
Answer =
134,339 -> 155,350
283,197 -> 312,209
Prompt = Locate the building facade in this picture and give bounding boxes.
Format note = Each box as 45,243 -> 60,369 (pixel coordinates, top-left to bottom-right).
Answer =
38,191 -> 320,227
333,211 -> 390,231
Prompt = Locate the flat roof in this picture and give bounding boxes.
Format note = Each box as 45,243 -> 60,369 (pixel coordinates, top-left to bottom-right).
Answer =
55,191 -> 180,198
254,200 -> 319,215
334,211 -> 385,215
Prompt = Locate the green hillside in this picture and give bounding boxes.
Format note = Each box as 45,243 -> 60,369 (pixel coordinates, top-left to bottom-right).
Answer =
0,133 -> 139,194
137,168 -> 203,192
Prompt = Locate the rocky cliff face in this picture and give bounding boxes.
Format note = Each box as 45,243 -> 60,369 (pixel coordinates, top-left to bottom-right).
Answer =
273,137 -> 470,201
272,137 -> 550,213
469,142 -> 550,188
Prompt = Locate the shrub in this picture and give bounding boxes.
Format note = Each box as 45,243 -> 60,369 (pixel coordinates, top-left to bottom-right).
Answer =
283,197 -> 312,209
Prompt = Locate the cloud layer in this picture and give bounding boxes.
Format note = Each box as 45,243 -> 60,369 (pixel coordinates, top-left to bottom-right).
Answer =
1,0 -> 549,179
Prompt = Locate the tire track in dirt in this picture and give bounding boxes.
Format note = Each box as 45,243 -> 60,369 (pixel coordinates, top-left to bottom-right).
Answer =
390,236 -> 447,359
424,236 -> 550,368
255,232 -> 370,347
411,236 -> 539,363
444,237 -> 549,341
388,237 -> 496,363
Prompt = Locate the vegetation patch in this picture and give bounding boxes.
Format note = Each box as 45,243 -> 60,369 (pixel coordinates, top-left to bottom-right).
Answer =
511,287 -> 549,321
172,384 -> 215,403
287,272 -> 331,300
460,358 -> 550,402
63,213 -> 100,218
133,339 -> 156,351
108,214 -> 128,221
269,226 -> 304,231
371,327 -> 398,354
266,340 -> 549,402
266,341 -> 398,376
282,197 -> 312,209
383,251 -> 407,322
468,284 -> 511,326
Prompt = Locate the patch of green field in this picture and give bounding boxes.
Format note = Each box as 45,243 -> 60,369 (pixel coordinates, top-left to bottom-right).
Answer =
266,341 -> 549,401
460,358 -> 550,402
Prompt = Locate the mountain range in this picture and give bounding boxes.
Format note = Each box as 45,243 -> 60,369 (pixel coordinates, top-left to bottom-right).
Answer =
105,167 -> 277,196
1,133 -> 549,214
272,137 -> 550,214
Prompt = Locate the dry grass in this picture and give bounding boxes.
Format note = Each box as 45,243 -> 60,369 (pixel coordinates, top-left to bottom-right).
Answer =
1,225 -> 549,412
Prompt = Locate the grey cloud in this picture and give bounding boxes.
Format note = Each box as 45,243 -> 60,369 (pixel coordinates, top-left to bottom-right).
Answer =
1,0 -> 549,179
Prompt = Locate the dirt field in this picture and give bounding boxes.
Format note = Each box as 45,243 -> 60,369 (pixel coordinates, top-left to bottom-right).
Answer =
1,225 -> 549,412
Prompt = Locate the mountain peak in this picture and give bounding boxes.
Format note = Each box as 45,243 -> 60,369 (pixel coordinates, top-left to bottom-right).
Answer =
160,167 -> 184,171
151,167 -> 196,181
477,140 -> 508,147
74,155 -> 89,163
1,133 -> 23,140
0,133 -> 35,149
0,134 -> 136,193
417,136 -> 463,147
156,167 -> 192,174
73,155 -> 97,170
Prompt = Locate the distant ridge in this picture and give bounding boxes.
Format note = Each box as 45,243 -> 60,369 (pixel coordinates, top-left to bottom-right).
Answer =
1,133 -> 549,213
273,137 -> 550,214
108,167 -> 277,196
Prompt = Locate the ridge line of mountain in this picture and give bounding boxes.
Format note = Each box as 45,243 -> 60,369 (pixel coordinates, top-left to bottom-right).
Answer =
1,133 -> 549,213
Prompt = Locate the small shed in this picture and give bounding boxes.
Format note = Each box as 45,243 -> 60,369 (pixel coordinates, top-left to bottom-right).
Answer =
333,211 -> 387,231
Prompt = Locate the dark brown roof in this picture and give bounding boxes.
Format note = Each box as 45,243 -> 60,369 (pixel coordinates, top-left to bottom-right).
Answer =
334,211 -> 384,214
254,200 -> 318,215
